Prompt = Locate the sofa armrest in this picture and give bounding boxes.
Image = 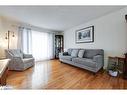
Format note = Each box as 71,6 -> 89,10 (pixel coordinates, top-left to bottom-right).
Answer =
59,52 -> 68,58
93,55 -> 103,64
63,52 -> 68,55
23,54 -> 33,58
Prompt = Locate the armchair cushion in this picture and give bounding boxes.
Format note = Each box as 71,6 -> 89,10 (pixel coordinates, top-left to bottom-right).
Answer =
23,58 -> 34,63
8,49 -> 23,58
23,54 -> 33,58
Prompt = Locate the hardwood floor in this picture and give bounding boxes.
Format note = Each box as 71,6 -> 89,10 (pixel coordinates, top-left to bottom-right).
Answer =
7,60 -> 127,89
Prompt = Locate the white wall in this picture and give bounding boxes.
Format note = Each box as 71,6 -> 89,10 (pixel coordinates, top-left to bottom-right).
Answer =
0,16 -> 19,58
64,7 -> 127,68
0,17 -> 5,58
55,32 -> 64,35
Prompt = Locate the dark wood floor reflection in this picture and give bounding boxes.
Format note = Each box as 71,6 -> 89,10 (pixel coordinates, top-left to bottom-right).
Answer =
7,60 -> 127,89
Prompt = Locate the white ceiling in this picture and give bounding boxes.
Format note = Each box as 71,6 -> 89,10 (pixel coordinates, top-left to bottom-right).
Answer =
0,6 -> 125,31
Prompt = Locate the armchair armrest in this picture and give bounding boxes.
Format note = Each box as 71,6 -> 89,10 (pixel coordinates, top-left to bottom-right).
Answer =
8,57 -> 24,69
11,57 -> 23,65
23,54 -> 33,58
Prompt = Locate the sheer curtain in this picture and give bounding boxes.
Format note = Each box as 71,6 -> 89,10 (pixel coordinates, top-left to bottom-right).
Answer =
31,30 -> 54,61
18,27 -> 54,61
17,27 -> 24,50
22,28 -> 32,54
17,27 -> 32,54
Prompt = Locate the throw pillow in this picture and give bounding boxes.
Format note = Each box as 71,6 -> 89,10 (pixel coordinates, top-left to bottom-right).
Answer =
71,49 -> 79,57
67,49 -> 73,55
78,50 -> 85,58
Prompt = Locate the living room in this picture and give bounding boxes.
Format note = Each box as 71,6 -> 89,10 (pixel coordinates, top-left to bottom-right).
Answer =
0,5 -> 127,92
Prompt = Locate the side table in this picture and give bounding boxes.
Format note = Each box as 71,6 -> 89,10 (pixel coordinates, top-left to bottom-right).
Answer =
108,56 -> 125,77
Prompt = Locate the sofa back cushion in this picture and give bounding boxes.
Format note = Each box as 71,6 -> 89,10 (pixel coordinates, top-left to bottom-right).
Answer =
71,49 -> 79,57
78,49 -> 85,58
84,49 -> 104,59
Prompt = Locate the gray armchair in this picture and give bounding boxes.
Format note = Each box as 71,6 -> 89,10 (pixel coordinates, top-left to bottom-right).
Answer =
5,49 -> 35,71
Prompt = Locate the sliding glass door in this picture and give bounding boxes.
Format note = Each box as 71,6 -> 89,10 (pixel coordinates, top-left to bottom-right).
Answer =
22,28 -> 54,61
31,30 -> 54,61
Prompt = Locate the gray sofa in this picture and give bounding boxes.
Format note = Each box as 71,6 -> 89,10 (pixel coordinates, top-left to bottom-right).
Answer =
59,48 -> 104,73
5,49 -> 35,71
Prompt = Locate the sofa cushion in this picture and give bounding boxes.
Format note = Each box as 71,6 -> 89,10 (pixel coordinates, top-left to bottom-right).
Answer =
84,49 -> 103,59
72,58 -> 96,68
71,49 -> 79,57
60,56 -> 73,61
78,50 -> 85,58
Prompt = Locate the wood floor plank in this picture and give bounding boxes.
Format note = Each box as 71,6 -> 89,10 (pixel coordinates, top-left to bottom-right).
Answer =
6,59 -> 127,89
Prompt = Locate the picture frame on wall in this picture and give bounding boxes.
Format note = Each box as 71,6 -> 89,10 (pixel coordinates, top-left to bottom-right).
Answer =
75,26 -> 94,43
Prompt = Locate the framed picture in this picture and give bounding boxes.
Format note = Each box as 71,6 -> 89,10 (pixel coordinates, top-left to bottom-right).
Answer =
75,26 -> 94,43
